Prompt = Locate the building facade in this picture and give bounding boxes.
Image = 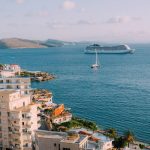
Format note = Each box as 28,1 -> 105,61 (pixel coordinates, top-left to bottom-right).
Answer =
0,90 -> 40,150
0,77 -> 31,95
1,64 -> 21,75
35,130 -> 90,150
52,112 -> 72,124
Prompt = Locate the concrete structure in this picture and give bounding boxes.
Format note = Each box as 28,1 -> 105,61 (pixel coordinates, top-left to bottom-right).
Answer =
52,112 -> 72,124
71,129 -> 113,150
1,64 -> 21,74
0,64 -> 21,77
0,70 -> 16,78
0,77 -> 31,95
0,90 -> 40,150
35,130 -> 90,150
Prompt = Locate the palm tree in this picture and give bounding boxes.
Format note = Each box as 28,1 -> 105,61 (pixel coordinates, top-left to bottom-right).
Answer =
124,130 -> 135,148
106,128 -> 118,138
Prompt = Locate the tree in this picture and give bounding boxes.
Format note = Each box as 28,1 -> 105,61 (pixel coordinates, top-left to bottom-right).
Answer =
139,144 -> 145,149
113,136 -> 127,150
124,130 -> 135,148
106,128 -> 117,138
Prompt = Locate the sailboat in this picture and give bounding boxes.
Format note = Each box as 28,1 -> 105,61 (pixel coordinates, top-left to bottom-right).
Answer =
91,50 -> 100,68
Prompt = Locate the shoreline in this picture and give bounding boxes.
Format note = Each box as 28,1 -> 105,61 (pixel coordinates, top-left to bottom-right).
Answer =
20,70 -> 55,82
33,88 -> 149,149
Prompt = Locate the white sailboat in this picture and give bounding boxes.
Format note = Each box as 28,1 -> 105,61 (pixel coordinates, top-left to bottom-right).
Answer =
91,50 -> 100,68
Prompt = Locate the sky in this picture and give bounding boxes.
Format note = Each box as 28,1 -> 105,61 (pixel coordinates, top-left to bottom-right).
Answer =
0,0 -> 150,43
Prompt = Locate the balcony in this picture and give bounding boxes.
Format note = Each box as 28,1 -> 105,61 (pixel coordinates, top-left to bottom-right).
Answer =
10,138 -> 21,144
23,123 -> 31,128
9,122 -> 21,128
23,144 -> 32,150
8,115 -> 20,121
9,133 -> 21,139
12,129 -> 21,134
22,129 -> 32,135
10,144 -> 21,150
0,82 -> 30,85
22,113 -> 31,120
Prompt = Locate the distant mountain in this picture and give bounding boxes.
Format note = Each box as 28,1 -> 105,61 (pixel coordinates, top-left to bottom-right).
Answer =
42,39 -> 76,47
42,39 -> 65,47
0,38 -> 48,49
0,38 -> 93,49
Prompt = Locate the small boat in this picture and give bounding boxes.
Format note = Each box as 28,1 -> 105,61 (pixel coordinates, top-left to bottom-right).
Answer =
91,50 -> 100,69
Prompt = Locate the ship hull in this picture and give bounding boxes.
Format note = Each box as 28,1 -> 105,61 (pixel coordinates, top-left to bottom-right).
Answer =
84,49 -> 135,54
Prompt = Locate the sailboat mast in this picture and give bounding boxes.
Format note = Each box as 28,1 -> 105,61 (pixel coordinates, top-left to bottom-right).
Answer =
95,49 -> 98,65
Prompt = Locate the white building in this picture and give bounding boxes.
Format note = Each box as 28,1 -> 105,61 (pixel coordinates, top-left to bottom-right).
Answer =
35,130 -> 91,150
0,70 -> 16,78
52,112 -> 72,124
0,90 -> 40,150
0,64 -> 21,78
0,77 -> 31,95
2,64 -> 21,74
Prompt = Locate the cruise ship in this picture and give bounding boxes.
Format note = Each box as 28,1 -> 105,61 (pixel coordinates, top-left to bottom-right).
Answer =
85,44 -> 135,54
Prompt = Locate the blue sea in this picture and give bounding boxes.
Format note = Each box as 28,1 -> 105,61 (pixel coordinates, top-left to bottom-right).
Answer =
0,44 -> 150,143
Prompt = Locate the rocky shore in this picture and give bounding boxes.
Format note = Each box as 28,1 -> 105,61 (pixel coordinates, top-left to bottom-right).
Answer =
20,71 -> 55,82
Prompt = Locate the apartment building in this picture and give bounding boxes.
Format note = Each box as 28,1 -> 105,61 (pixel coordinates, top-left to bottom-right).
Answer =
1,64 -> 21,75
0,90 -> 40,150
0,77 -> 31,95
0,64 -> 21,78
34,130 -> 90,150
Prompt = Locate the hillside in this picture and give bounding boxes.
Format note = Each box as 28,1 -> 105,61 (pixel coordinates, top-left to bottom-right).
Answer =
0,38 -> 47,49
0,38 -> 92,49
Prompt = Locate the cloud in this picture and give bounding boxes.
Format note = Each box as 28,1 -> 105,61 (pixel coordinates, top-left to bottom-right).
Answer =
62,0 -> 76,10
80,8 -> 86,13
38,11 -> 49,17
47,21 -> 66,29
16,0 -> 24,4
46,19 -> 95,29
106,16 -> 141,24
25,10 -> 50,17
77,20 -> 95,25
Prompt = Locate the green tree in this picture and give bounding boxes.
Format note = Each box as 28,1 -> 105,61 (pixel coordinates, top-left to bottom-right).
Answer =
139,144 -> 145,149
113,136 -> 127,150
124,130 -> 135,148
106,128 -> 117,138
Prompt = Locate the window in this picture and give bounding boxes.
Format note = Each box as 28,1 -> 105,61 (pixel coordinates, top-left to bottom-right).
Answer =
54,143 -> 56,147
63,148 -> 70,150
6,80 -> 10,83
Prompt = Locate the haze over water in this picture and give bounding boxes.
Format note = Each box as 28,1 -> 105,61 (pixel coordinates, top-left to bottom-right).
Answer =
0,44 -> 150,143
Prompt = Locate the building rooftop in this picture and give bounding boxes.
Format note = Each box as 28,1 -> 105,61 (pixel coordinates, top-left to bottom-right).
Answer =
35,130 -> 67,139
70,128 -> 112,142
35,130 -> 88,144
0,90 -> 17,95
61,134 -> 87,144
12,103 -> 38,112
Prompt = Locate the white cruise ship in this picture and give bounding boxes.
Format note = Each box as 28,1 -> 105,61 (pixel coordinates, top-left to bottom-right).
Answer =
85,44 -> 135,54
